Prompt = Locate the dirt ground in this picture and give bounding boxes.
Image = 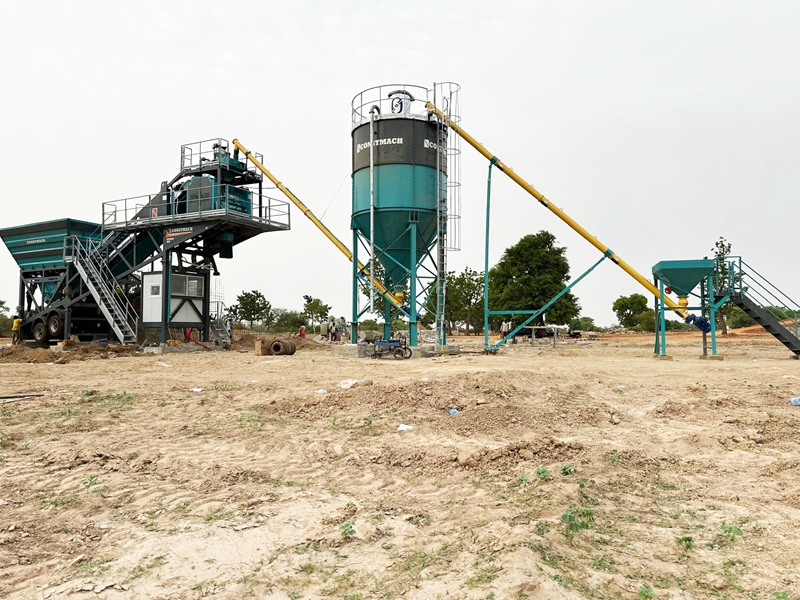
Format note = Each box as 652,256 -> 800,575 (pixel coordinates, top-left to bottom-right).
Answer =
1,333 -> 799,600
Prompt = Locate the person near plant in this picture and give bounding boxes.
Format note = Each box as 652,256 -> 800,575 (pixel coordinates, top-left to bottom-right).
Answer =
11,315 -> 22,345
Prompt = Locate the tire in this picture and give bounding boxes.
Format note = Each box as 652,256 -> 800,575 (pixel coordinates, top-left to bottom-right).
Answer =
33,321 -> 47,344
403,347 -> 412,359
47,313 -> 63,338
285,340 -> 297,355
393,348 -> 405,360
270,340 -> 286,355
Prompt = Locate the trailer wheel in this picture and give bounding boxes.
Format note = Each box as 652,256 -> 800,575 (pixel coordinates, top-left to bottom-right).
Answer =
47,313 -> 63,338
33,321 -> 47,344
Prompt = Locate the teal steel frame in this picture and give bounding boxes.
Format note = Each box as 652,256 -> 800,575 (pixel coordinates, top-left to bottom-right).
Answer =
350,223 -> 440,345
652,268 -> 728,357
482,161 -> 609,351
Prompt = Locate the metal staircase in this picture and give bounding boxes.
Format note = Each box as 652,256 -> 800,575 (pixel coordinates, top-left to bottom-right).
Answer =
208,300 -> 231,346
210,319 -> 232,346
64,236 -> 138,345
717,256 -> 800,356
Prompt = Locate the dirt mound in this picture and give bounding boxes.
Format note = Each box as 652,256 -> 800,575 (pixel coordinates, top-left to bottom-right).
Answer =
233,332 -> 327,352
0,343 -> 139,364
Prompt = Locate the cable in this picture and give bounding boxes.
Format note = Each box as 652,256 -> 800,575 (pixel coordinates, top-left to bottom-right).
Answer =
320,172 -> 350,219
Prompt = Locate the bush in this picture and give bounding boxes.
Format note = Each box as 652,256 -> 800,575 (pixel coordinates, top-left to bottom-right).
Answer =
726,305 -> 756,329
0,315 -> 11,336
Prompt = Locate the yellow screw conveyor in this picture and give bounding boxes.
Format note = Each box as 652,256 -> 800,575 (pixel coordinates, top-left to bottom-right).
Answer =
424,102 -> 690,322
231,139 -> 402,310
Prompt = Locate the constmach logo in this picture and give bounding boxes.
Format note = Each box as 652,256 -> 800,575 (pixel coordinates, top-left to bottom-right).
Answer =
25,238 -> 46,245
356,138 -> 403,153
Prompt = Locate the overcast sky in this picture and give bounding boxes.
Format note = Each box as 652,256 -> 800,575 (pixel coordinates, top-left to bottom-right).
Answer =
1,1 -> 798,326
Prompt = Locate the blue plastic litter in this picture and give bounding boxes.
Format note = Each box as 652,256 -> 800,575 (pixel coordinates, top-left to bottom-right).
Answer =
448,408 -> 459,415
788,397 -> 800,406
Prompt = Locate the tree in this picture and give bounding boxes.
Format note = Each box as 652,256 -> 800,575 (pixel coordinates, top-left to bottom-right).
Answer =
0,299 -> 10,336
272,308 -> 308,332
229,290 -> 271,328
569,316 -> 604,332
302,295 -> 331,333
421,268 -> 484,335
711,236 -> 733,334
448,268 -> 485,334
612,294 -> 649,328
488,231 -> 580,326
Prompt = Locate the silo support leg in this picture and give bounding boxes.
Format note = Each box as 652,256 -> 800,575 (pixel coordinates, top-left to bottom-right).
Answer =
351,229 -> 359,343
409,221 -> 418,346
384,299 -> 392,341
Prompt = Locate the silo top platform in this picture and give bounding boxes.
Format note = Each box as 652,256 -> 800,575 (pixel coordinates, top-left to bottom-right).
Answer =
0,218 -> 102,270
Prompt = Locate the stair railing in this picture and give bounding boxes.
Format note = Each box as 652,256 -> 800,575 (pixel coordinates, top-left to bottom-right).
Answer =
718,256 -> 800,338
64,236 -> 139,340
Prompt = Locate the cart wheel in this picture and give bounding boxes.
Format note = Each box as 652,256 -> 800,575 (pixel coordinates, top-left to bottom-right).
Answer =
403,347 -> 412,359
47,313 -> 63,338
33,321 -> 47,343
393,348 -> 405,360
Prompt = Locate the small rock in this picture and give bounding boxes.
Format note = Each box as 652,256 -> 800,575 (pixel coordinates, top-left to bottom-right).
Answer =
610,414 -> 621,425
8,525 -> 15,531
361,379 -> 374,386
457,451 -> 473,466
476,397 -> 489,406
519,449 -> 534,460
327,444 -> 344,458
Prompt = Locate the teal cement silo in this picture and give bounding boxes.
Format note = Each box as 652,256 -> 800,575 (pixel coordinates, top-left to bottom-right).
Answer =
350,84 -> 460,346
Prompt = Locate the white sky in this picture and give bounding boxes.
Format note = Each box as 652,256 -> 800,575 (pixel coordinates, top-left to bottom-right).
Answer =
1,1 -> 798,326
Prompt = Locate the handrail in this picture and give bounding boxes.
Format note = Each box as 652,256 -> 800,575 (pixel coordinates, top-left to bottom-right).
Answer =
424,101 -> 689,321
101,183 -> 290,230
64,236 -> 138,340
719,256 -> 800,335
231,138 -> 403,310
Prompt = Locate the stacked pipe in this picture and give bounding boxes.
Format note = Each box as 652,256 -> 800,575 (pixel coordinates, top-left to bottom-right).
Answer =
269,339 -> 297,356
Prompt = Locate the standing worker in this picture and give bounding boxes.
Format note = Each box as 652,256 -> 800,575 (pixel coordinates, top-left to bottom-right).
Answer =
11,315 -> 22,345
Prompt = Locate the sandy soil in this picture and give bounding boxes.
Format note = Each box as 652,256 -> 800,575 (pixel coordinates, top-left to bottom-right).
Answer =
1,333 -> 799,600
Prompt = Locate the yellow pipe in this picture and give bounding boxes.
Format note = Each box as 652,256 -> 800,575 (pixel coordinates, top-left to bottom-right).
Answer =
425,103 -> 688,319
231,139 -> 402,308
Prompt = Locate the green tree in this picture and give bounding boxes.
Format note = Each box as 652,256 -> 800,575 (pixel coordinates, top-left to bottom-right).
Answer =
488,231 -> 580,326
633,309 -> 656,332
447,268 -> 485,334
229,290 -> 271,328
0,299 -> 10,336
711,236 -> 733,334
302,295 -> 331,333
359,318 -> 380,330
726,305 -> 756,329
612,293 -> 649,328
569,316 -> 604,332
272,308 -> 308,332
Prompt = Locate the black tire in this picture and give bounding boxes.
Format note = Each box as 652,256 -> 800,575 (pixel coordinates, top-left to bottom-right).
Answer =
403,347 -> 412,359
33,321 -> 47,344
285,340 -> 297,355
47,313 -> 63,338
393,348 -> 405,360
270,340 -> 286,355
